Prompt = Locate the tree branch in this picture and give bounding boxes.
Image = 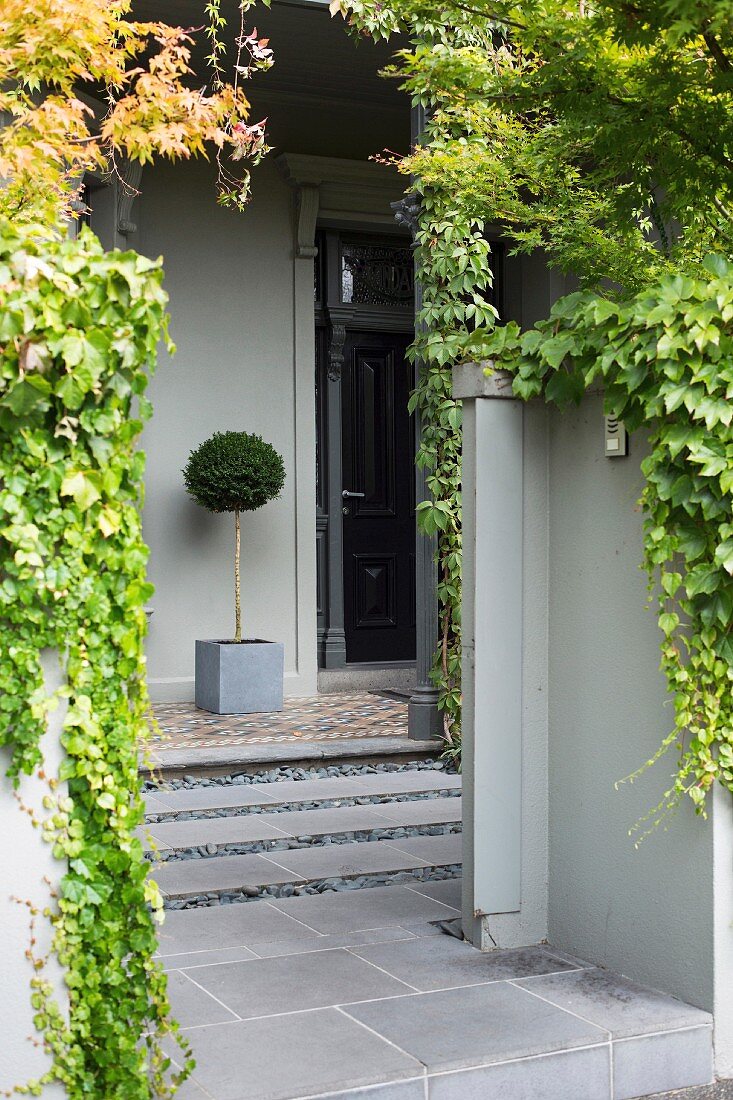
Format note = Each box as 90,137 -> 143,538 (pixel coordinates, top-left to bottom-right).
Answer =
703,28 -> 731,73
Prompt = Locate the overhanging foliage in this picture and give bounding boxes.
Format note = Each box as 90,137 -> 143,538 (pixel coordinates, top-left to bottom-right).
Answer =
491,260 -> 733,825
336,0 -> 733,812
0,1 -> 278,1090
0,223 -> 189,1095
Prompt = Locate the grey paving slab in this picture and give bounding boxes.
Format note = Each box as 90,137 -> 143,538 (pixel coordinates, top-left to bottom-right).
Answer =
343,981 -> 609,1072
514,968 -> 713,1038
150,785 -> 282,812
249,926 -> 418,959
161,945 -> 260,971
257,805 -> 406,838
157,900 -> 322,955
147,775 -> 460,815
350,939 -> 581,992
351,772 -> 461,795
153,853 -> 304,898
386,834 -> 462,867
136,825 -> 171,852
614,1026 -> 713,1100
175,1009 -> 424,1100
271,883 -> 460,935
167,926 -> 421,966
147,816 -> 290,850
166,1076 -> 211,1099
369,797 -> 462,828
165,970 -> 239,1028
247,777 -> 368,802
427,1044 -> 611,1100
399,922 -> 446,938
323,1082 -> 425,1100
144,793 -> 171,814
259,838 -> 433,879
188,947 -> 415,1019
405,879 -> 462,909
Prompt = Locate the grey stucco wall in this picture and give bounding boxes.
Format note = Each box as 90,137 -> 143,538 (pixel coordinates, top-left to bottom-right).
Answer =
0,651 -> 66,1096
546,395 -> 716,1009
133,158 -> 317,701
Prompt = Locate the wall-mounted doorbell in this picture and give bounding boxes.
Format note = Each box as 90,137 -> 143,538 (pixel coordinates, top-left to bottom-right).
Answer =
604,415 -> 628,457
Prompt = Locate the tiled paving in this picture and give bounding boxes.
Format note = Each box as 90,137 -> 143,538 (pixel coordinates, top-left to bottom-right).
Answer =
158,882 -> 713,1100
149,693 -> 408,750
147,743 -> 713,1099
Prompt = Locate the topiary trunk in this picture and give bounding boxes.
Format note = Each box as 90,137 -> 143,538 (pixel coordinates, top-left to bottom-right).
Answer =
234,508 -> 241,642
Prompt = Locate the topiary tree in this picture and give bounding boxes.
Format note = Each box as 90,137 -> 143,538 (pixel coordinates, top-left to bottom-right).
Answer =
183,431 -> 286,643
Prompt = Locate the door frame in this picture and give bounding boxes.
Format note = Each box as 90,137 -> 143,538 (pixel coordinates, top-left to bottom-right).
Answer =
315,228 -> 415,669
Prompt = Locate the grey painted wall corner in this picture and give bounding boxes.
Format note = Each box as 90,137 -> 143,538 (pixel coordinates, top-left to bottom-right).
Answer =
0,650 -> 67,1097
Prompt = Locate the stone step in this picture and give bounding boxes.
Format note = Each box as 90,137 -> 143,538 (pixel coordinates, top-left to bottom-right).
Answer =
143,796 -> 463,852
157,880 -> 463,960
145,770 -> 462,818
153,832 -> 463,901
141,736 -> 443,781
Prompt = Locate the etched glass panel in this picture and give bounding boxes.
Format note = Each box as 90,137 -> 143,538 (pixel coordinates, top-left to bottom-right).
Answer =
341,243 -> 414,307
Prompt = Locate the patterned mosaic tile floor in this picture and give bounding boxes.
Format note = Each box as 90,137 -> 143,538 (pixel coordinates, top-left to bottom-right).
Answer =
149,693 -> 408,752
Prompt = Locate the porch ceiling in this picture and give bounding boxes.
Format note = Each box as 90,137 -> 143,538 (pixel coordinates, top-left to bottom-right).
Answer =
132,0 -> 409,113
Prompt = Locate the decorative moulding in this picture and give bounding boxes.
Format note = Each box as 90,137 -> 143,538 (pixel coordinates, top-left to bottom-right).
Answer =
326,309 -> 353,381
295,184 -> 320,259
115,157 -> 143,238
275,153 -> 406,248
275,152 -> 402,189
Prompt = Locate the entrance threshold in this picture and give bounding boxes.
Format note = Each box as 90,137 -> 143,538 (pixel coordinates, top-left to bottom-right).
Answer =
318,663 -> 416,696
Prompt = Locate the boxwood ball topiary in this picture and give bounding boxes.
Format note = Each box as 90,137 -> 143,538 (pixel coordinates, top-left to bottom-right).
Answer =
183,431 -> 286,513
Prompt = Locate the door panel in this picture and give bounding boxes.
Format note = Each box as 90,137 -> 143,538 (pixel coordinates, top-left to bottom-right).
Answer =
342,332 -> 415,662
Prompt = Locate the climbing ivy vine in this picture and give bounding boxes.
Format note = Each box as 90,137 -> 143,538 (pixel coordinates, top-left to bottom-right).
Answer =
409,195 -> 496,757
0,222 -> 189,1096
0,1 -> 278,1091
335,0 -> 733,812
486,262 -> 733,825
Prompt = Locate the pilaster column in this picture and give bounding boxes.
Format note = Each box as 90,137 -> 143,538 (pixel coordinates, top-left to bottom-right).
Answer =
320,307 -> 352,669
408,268 -> 442,740
454,363 -> 523,947
393,119 -> 441,739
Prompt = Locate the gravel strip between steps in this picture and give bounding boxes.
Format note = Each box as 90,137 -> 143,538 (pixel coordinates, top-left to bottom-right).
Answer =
144,758 -> 456,793
145,787 -> 461,823
163,863 -> 462,910
146,822 -> 462,862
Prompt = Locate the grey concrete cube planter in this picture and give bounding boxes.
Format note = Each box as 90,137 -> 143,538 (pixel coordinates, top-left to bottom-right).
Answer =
195,639 -> 284,714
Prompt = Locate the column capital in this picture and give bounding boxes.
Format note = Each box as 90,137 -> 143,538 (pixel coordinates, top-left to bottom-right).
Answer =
452,362 -> 515,401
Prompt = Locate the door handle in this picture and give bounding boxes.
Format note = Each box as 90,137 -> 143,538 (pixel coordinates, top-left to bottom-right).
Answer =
342,490 -> 366,499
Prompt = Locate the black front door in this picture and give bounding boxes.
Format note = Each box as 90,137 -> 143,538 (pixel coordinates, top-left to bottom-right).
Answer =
341,331 -> 416,663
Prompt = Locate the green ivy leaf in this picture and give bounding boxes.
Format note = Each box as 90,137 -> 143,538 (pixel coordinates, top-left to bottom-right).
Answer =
60,470 -> 102,510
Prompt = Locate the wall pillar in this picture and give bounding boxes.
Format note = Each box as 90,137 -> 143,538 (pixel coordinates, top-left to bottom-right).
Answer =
455,363 -> 524,948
